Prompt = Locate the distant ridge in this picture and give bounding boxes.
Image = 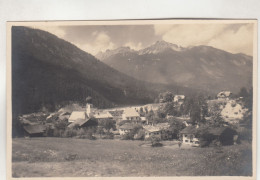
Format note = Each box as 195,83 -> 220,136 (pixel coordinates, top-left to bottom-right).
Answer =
96,40 -> 252,93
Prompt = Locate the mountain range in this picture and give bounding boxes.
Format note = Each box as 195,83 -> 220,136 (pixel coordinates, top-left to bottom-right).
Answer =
12,27 -> 198,117
96,40 -> 252,93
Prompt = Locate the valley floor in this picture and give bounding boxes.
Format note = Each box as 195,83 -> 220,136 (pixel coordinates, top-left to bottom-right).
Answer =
12,138 -> 252,177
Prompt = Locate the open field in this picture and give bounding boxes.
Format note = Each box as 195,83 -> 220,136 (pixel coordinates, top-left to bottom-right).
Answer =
12,138 -> 252,177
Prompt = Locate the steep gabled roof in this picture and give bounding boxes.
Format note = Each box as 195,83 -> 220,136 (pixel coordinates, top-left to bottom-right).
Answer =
94,112 -> 113,119
123,108 -> 140,117
68,118 -> 90,128
68,111 -> 86,122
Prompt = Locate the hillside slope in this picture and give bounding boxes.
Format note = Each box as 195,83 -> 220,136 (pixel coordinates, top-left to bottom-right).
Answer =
12,27 -> 155,116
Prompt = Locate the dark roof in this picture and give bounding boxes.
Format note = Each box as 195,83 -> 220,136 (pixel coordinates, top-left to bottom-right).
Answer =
68,118 -> 90,128
180,126 -> 198,134
119,123 -> 134,130
23,125 -> 46,134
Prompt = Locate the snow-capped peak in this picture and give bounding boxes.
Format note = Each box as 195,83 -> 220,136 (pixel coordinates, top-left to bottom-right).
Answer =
138,40 -> 183,55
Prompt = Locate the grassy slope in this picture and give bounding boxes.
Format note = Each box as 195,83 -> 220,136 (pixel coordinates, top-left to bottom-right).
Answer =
12,138 -> 252,177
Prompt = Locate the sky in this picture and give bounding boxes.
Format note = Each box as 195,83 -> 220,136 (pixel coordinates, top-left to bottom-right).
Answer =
37,23 -> 254,56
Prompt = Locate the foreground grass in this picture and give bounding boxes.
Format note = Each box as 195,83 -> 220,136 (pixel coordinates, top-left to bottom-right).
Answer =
12,138 -> 252,177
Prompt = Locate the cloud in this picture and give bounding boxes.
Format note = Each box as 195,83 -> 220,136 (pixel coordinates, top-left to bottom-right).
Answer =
153,23 -> 254,55
208,24 -> 253,55
76,32 -> 116,55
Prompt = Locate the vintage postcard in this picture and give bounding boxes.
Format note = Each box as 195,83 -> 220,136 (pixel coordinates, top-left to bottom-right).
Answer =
6,19 -> 257,179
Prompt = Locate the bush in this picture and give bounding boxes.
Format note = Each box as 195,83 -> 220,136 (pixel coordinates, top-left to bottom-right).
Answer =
102,132 -> 114,139
79,128 -> 96,140
77,128 -> 86,138
63,128 -> 77,137
121,132 -> 134,140
53,129 -> 64,137
43,125 -> 54,137
65,153 -> 78,161
134,129 -> 145,140
151,136 -> 163,147
209,139 -> 222,147
199,140 -> 210,147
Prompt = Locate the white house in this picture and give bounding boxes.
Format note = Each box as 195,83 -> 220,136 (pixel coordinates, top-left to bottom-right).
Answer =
143,123 -> 170,139
173,95 -> 185,104
144,126 -> 161,139
179,126 -> 200,146
122,108 -> 141,121
118,123 -> 135,135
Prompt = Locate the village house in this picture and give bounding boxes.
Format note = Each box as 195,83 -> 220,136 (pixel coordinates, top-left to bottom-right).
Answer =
217,91 -> 232,100
122,108 -> 141,122
143,123 -> 170,140
180,126 -> 238,147
67,117 -> 98,129
118,123 -> 135,135
173,95 -> 185,104
68,103 -> 99,129
180,126 -> 200,146
68,111 -> 86,123
94,111 -> 113,121
109,110 -> 124,122
59,112 -> 71,121
144,126 -> 161,139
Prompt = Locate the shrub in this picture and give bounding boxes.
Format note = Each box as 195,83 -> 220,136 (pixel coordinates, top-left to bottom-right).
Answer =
121,132 -> 134,140
44,126 -> 54,137
134,129 -> 145,140
77,128 -> 86,138
78,129 -> 96,140
53,129 -> 64,137
63,128 -> 77,137
209,139 -> 222,147
151,136 -> 163,147
65,153 -> 78,161
102,132 -> 114,139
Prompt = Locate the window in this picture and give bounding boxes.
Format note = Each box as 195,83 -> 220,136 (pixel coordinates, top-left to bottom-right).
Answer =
185,140 -> 188,142
195,141 -> 199,144
185,135 -> 187,137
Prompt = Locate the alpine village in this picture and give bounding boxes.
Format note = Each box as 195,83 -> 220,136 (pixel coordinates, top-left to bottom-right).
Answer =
11,26 -> 253,177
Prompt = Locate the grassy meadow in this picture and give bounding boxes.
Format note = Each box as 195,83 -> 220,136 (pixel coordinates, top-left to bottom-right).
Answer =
12,138 -> 252,177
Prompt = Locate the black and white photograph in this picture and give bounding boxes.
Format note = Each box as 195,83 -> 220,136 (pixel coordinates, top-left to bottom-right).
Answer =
6,20 -> 257,178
